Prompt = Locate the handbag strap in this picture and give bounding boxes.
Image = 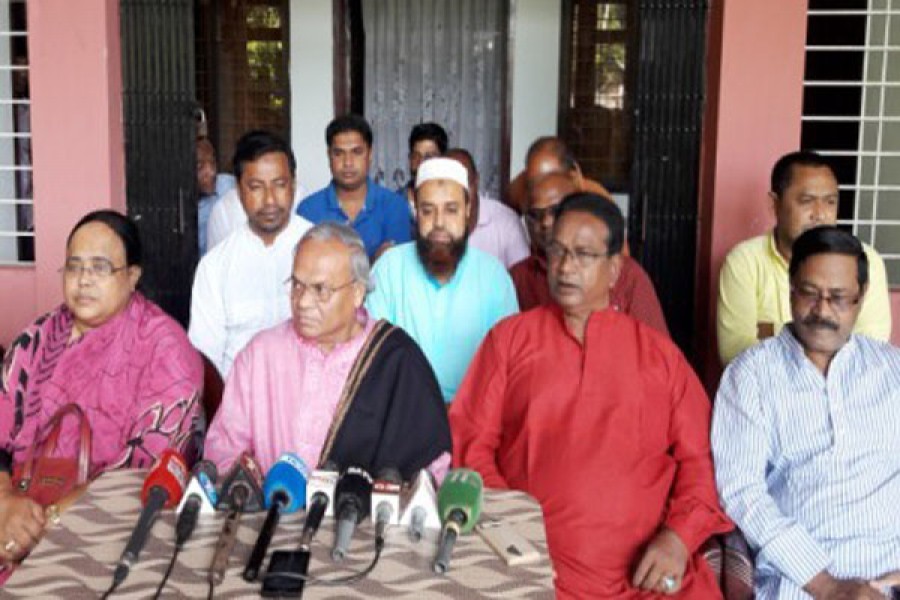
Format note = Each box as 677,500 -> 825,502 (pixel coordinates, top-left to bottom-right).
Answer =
21,403 -> 92,484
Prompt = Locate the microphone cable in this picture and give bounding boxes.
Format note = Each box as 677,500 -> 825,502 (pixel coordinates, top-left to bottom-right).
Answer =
99,561 -> 130,599
150,545 -> 181,600
316,538 -> 383,587
99,577 -> 120,600
153,484 -> 207,599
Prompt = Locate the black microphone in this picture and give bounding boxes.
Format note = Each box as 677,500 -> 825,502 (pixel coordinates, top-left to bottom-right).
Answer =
331,466 -> 373,561
110,450 -> 188,589
151,460 -> 218,600
243,453 -> 309,582
208,452 -> 264,586
174,460 -> 218,549
299,461 -> 338,550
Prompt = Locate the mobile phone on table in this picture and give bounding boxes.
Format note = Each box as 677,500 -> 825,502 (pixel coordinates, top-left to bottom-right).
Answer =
476,518 -> 540,566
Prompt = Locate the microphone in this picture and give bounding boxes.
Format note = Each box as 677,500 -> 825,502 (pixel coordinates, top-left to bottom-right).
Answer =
261,462 -> 338,597
399,469 -> 440,542
174,460 -> 218,548
243,453 -> 309,582
371,467 -> 402,546
330,466 -> 373,562
215,451 -> 265,512
432,469 -> 483,574
306,461 -> 339,517
208,452 -> 264,586
300,461 -> 338,550
111,449 -> 188,588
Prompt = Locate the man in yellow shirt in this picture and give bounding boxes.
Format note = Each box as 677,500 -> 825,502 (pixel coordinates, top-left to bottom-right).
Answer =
717,151 -> 891,365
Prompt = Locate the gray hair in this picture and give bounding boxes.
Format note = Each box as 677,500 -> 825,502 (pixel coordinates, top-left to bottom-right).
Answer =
295,221 -> 374,292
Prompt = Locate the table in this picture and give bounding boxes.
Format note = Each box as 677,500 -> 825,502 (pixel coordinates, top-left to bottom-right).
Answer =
4,469 -> 554,598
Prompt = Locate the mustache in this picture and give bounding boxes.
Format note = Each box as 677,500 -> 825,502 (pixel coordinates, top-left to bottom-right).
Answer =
800,314 -> 839,331
426,228 -> 454,240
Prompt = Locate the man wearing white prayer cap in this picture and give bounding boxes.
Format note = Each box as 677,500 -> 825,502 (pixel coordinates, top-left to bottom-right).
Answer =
366,157 -> 519,403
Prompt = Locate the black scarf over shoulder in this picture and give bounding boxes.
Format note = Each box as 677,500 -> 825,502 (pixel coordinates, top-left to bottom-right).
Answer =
320,321 -> 451,482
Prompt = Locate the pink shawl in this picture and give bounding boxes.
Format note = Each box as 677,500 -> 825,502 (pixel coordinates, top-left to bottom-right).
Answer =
0,293 -> 202,474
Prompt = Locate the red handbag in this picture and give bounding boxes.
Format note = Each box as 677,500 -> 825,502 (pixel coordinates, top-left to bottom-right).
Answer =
12,403 -> 93,507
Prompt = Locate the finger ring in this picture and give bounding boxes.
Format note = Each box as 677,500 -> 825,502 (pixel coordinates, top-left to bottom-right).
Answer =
4,540 -> 17,553
662,575 -> 678,592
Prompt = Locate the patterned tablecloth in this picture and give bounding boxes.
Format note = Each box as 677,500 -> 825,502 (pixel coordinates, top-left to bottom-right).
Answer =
4,469 -> 554,599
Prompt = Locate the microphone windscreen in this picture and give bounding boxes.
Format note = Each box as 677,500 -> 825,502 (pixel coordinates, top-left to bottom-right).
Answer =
194,460 -> 218,482
177,460 -> 219,515
307,465 -> 339,518
437,469 -> 483,534
371,466 -> 402,525
141,449 -> 188,509
399,469 -> 440,531
335,466 -> 374,522
264,453 -> 310,513
218,452 -> 265,512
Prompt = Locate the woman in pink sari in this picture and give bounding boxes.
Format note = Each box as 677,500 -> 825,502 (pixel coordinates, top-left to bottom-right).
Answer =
0,210 -> 202,568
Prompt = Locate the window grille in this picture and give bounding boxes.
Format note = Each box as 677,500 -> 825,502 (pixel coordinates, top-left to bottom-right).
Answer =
0,0 -> 31,264
803,0 -> 900,286
559,0 -> 634,192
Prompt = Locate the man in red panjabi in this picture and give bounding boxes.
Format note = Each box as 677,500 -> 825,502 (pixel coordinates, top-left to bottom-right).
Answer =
450,193 -> 731,599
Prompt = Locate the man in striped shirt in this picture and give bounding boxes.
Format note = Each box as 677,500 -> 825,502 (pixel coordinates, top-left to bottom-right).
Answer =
712,226 -> 900,600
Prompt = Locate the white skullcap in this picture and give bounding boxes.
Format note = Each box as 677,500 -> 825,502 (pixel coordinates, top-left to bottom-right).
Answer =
415,157 -> 469,192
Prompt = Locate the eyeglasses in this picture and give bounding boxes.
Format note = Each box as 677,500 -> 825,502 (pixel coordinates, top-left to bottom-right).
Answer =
286,276 -> 356,303
60,258 -> 128,279
791,285 -> 861,312
524,205 -> 557,224
545,242 -> 609,268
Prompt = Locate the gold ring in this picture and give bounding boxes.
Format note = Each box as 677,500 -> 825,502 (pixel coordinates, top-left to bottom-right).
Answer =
4,540 -> 17,553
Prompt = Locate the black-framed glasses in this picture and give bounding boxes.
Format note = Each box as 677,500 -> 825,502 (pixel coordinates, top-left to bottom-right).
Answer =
60,258 -> 128,279
545,242 -> 609,268
791,285 -> 861,312
286,276 -> 356,303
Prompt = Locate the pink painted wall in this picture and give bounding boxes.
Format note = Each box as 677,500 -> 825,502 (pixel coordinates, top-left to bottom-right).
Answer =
695,0 -> 809,388
0,0 -> 125,348
0,268 -> 38,348
696,0 -> 900,389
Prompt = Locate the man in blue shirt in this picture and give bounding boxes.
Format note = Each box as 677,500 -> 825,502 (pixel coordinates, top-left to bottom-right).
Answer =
367,157 -> 518,403
297,114 -> 411,259
712,226 -> 900,600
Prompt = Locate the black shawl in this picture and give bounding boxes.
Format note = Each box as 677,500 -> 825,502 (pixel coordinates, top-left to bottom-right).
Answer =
320,320 -> 451,482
